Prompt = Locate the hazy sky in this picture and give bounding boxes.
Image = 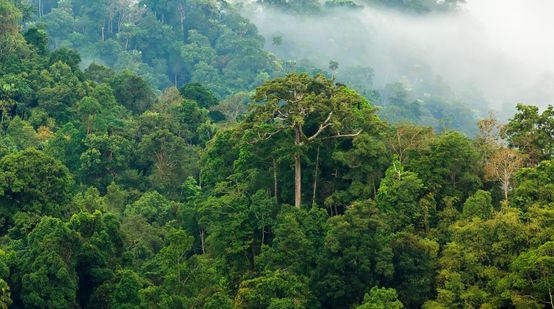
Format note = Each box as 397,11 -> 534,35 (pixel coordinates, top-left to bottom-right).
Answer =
242,0 -> 554,112
467,0 -> 554,74
461,0 -> 554,108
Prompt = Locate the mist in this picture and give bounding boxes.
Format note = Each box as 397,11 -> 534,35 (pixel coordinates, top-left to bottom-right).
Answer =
239,0 -> 554,115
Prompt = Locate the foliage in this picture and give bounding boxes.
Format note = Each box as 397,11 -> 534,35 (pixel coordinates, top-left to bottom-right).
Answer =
235,270 -> 313,308
356,287 -> 404,309
0,148 -> 73,222
502,104 -> 554,165
0,3 -> 551,308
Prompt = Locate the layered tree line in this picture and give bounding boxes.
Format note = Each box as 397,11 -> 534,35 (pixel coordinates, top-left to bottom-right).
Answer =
12,0 -> 480,135
1,0 -> 553,308
11,0 -> 282,97
261,0 -> 465,14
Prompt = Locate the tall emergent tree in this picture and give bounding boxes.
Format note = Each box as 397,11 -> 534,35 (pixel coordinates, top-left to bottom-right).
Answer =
485,148 -> 524,202
249,73 -> 375,207
502,104 -> 554,165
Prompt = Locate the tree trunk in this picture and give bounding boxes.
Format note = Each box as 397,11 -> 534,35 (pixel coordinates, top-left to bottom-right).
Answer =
503,179 -> 509,202
294,126 -> 302,208
178,4 -> 185,33
273,158 -> 279,204
295,154 -> 301,208
312,146 -> 320,206
86,118 -> 92,135
200,228 -> 206,254
261,228 -> 265,245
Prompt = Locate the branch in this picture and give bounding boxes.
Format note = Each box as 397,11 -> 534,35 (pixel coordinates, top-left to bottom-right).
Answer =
276,110 -> 289,121
307,112 -> 333,142
247,129 -> 283,144
321,129 -> 362,141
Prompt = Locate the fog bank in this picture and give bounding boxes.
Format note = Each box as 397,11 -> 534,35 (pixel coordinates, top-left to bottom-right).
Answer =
241,0 -> 554,114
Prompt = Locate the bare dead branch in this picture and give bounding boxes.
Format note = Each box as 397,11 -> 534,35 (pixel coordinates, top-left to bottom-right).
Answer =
247,129 -> 283,144
307,112 -> 333,142
321,129 -> 362,140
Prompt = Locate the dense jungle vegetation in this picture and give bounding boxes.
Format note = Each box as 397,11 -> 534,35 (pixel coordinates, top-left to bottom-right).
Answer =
0,0 -> 553,308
